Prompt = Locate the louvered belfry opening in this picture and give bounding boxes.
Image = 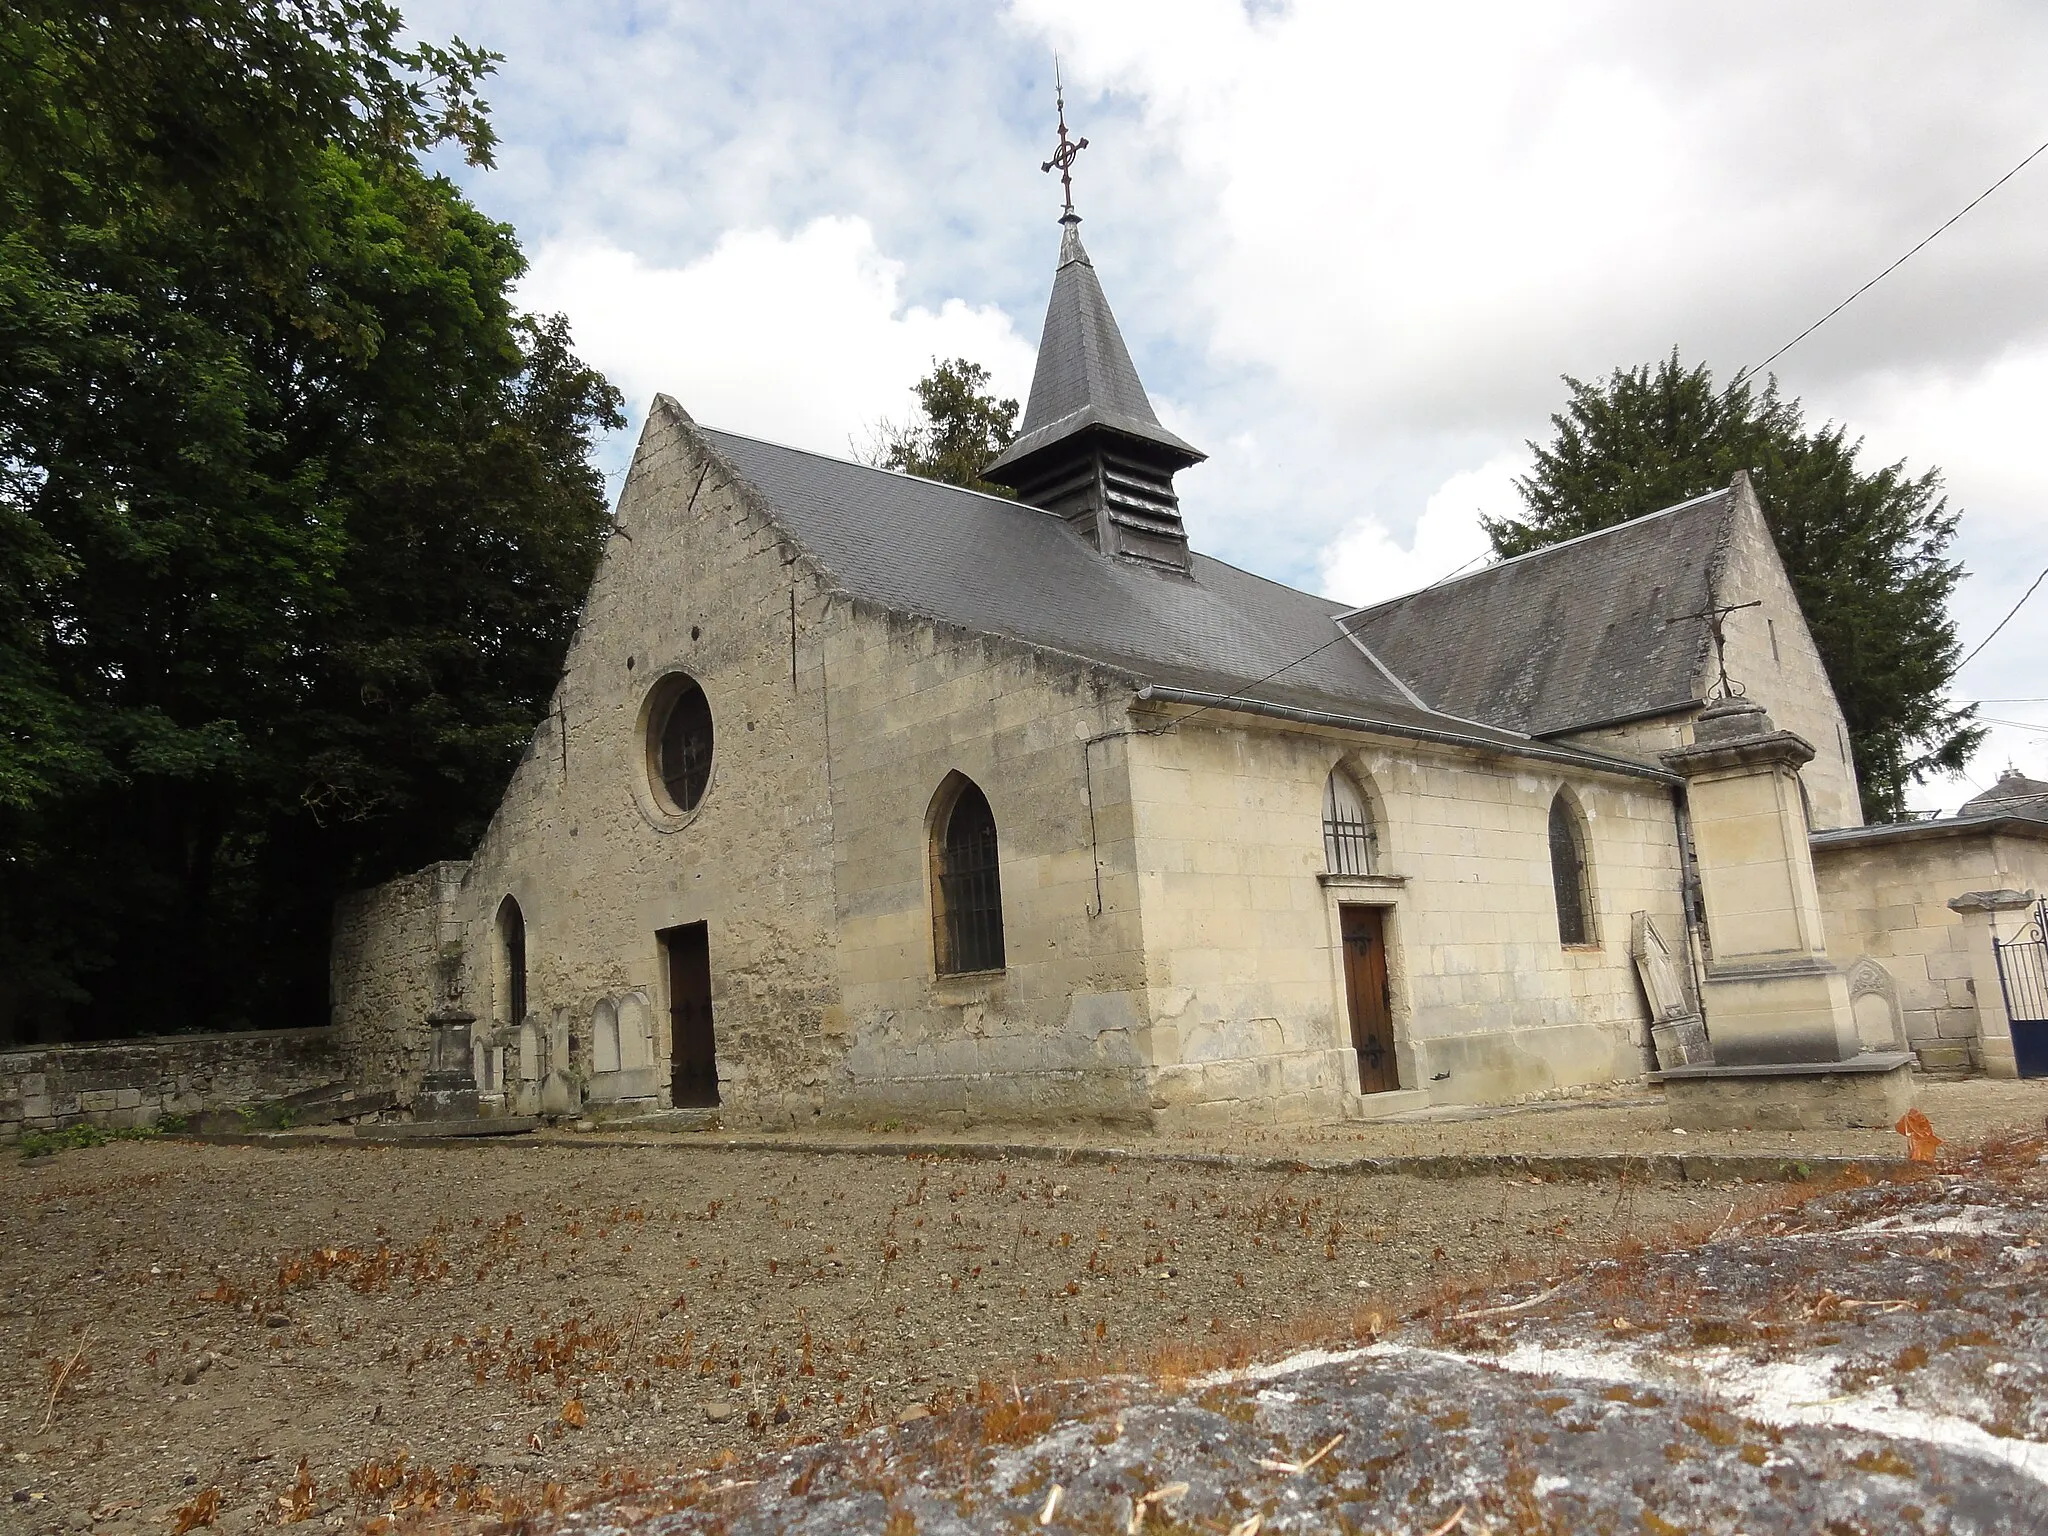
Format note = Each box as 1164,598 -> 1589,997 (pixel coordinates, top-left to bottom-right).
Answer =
985,218 -> 1205,574
935,781 -> 1006,974
1549,792 -> 1594,947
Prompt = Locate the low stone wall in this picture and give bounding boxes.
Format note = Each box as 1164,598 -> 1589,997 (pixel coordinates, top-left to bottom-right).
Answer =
1813,816 -> 2048,1070
0,1028 -> 342,1140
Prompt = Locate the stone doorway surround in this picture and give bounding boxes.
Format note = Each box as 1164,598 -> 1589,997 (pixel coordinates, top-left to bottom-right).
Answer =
1318,871 -> 1428,1120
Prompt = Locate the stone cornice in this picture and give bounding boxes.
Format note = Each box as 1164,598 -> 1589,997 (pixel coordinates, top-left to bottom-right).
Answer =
1661,729 -> 1815,779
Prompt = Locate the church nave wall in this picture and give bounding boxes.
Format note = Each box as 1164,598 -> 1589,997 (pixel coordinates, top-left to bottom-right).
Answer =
1124,715 -> 1686,1125
817,604 -> 1159,1126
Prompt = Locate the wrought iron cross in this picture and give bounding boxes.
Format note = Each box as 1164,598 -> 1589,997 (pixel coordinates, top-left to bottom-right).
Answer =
1041,61 -> 1088,220
1667,598 -> 1763,700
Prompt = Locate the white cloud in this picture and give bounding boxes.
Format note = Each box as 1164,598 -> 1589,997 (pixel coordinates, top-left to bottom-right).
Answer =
412,0 -> 2048,804
1317,456 -> 1524,609
517,217 -> 1036,460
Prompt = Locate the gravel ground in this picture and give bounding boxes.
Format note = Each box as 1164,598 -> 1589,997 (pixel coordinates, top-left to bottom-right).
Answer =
1,1140 -> 1745,1532
537,1130 -> 2048,1536
653,1078 -> 2048,1164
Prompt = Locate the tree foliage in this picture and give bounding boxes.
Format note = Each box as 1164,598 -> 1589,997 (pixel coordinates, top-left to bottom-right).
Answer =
865,358 -> 1018,495
0,2 -> 623,1039
1484,353 -> 1979,823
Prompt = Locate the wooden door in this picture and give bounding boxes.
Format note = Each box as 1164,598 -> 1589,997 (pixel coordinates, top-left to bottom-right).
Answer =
662,922 -> 719,1107
1340,905 -> 1399,1095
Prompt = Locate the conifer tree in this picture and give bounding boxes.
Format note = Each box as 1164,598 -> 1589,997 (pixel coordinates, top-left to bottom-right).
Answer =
1486,353 -> 1979,823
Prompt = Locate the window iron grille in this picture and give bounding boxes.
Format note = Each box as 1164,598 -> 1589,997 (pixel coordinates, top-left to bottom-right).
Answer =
1549,793 -> 1592,946
1323,771 -> 1378,875
937,784 -> 1006,974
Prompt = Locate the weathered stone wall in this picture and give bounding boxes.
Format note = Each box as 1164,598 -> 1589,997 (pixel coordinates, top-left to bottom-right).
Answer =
1813,823 -> 2048,1069
1555,713 -> 1692,763
821,609 -> 1150,1126
331,860 -> 466,1102
1125,714 -> 1686,1124
0,1029 -> 341,1140
438,397 -> 845,1128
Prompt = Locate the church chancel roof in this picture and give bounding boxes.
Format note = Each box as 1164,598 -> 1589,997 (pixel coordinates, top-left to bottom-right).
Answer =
1340,489 -> 1740,739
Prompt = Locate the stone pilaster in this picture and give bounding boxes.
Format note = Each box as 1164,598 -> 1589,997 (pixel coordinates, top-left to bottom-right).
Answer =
1662,699 -> 1858,1066
1946,888 -> 2036,1080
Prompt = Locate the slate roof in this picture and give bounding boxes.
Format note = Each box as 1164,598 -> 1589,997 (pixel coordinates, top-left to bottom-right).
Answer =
1961,769 -> 2048,823
689,419 -> 1657,774
985,223 -> 1201,476
1340,489 -> 1740,737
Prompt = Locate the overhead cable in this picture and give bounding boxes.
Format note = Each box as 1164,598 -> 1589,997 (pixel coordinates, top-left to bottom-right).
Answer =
1956,563 -> 2048,673
1742,133 -> 2048,378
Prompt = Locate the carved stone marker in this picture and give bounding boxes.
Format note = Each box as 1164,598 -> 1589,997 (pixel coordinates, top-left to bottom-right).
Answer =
1632,912 -> 1711,1069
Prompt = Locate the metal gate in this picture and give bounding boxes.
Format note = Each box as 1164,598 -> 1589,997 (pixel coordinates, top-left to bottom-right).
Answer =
1993,896 -> 2048,1079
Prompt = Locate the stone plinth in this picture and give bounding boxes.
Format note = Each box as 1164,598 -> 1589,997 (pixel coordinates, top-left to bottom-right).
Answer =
1662,700 -> 1863,1066
1698,958 -> 1858,1065
417,1010 -> 481,1121
1656,1052 -> 1915,1131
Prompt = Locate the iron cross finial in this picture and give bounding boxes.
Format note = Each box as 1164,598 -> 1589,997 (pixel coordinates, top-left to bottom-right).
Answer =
1666,598 -> 1763,700
1041,59 -> 1088,223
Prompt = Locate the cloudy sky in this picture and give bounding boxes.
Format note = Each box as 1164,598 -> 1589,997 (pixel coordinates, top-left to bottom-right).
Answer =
409,0 -> 2048,811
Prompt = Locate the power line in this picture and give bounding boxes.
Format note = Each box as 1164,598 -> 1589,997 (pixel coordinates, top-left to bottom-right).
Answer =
1742,133 -> 2048,379
1956,563 -> 2048,673
1137,623 -> 1369,735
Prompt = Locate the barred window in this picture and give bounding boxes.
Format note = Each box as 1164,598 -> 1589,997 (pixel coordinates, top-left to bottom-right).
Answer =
1323,769 -> 1378,875
934,780 -> 1006,975
1549,791 -> 1594,946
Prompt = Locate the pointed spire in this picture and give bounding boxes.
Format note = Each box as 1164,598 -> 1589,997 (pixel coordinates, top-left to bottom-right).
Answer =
986,82 -> 1205,573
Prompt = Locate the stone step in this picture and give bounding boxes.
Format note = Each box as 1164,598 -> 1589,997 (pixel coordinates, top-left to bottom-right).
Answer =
1342,1088 -> 1434,1122
352,1116 -> 539,1140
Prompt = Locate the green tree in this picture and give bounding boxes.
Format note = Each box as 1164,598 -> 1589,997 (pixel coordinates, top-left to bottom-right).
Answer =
0,2 -> 623,1040
865,357 -> 1019,495
1484,353 -> 1979,823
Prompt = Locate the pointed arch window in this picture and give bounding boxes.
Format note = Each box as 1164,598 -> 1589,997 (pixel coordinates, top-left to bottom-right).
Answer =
496,897 -> 528,1023
932,778 -> 1006,975
1548,791 -> 1595,947
1323,768 -> 1379,875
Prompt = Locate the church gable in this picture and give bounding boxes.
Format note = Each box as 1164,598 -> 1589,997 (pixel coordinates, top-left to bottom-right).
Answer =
427,396 -> 848,1118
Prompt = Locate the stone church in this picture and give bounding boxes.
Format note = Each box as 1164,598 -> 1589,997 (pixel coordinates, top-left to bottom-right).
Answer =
330,203 -> 2046,1130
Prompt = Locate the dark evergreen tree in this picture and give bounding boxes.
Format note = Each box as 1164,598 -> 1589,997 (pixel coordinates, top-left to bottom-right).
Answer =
0,2 -> 623,1040
865,358 -> 1018,495
1485,353 -> 1979,823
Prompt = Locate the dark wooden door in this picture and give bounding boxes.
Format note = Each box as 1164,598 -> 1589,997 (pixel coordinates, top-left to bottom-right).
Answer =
1340,905 -> 1399,1095
662,923 -> 719,1107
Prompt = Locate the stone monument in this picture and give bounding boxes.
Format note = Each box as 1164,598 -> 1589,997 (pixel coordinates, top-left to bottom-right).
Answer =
1655,698 -> 1915,1129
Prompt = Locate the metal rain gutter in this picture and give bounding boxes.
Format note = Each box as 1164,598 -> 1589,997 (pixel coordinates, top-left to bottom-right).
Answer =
1133,685 -> 1680,783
